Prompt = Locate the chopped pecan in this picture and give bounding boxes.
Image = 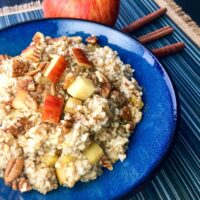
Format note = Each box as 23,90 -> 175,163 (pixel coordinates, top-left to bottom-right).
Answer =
26,62 -> 48,76
110,90 -> 127,106
63,72 -> 76,90
95,71 -> 111,98
9,177 -> 32,192
25,93 -> 38,111
22,45 -> 41,63
17,177 -> 32,192
64,120 -> 74,128
32,32 -> 45,44
0,97 -> 14,113
46,36 -> 67,45
17,76 -> 35,92
121,105 -> 132,121
4,158 -> 24,183
100,156 -> 113,170
0,54 -> 11,63
86,36 -> 98,44
13,90 -> 38,111
5,117 -> 31,137
11,59 -> 29,77
10,179 -> 18,190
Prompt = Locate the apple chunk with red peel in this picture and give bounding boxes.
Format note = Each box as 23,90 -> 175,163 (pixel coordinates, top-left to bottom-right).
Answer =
44,55 -> 68,83
72,48 -> 92,68
42,95 -> 64,123
67,76 -> 95,100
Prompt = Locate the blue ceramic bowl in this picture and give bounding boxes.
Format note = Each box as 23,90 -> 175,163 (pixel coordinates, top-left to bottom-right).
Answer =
0,19 -> 178,200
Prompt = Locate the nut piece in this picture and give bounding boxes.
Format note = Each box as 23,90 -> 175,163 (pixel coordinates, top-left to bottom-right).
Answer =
4,158 -> 24,183
5,117 -> 30,137
13,90 -> 38,111
11,60 -> 29,77
17,76 -> 35,92
95,71 -> 111,98
9,178 -> 32,192
21,45 -> 41,63
86,36 -> 98,44
121,105 -> 132,121
63,73 -> 76,90
0,54 -> 11,64
100,156 -> 113,170
32,32 -> 45,44
26,62 -> 48,76
17,177 -> 32,192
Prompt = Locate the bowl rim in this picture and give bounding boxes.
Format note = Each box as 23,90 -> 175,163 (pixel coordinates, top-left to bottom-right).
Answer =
0,18 -> 180,199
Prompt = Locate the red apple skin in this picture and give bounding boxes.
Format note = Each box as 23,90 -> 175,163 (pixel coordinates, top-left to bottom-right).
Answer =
43,0 -> 120,26
42,95 -> 64,123
45,56 -> 68,83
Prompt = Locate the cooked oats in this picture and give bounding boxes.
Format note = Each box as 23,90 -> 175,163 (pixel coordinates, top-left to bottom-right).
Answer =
0,32 -> 143,194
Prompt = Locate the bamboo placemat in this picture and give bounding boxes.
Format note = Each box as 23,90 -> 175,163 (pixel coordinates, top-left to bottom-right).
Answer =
0,1 -> 199,200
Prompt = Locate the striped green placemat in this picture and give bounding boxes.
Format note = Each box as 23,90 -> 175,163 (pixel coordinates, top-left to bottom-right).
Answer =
0,1 -> 199,200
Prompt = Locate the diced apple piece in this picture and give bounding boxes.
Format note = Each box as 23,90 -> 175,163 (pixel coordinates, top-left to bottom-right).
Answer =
41,153 -> 58,166
42,95 -> 64,123
56,167 -> 68,185
64,97 -> 82,114
12,90 -> 28,110
72,48 -> 92,68
44,55 -> 68,83
130,95 -> 144,109
67,76 -> 95,100
63,73 -> 76,90
60,155 -> 76,165
84,142 -> 104,165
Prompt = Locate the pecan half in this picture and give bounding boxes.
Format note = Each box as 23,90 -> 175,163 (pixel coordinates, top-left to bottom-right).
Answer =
4,158 -> 24,183
95,71 -> 111,98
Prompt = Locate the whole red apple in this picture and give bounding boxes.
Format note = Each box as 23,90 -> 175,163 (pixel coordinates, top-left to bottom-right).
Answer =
43,0 -> 120,26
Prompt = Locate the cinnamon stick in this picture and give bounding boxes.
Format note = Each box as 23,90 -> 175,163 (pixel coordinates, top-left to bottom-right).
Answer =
138,26 -> 174,44
122,8 -> 167,33
152,42 -> 185,57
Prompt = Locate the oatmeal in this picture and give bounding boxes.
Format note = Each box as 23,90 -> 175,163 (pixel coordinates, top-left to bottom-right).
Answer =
0,32 -> 143,194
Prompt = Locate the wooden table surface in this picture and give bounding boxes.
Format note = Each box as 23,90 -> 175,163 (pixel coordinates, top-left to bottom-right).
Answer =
0,0 -> 199,25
